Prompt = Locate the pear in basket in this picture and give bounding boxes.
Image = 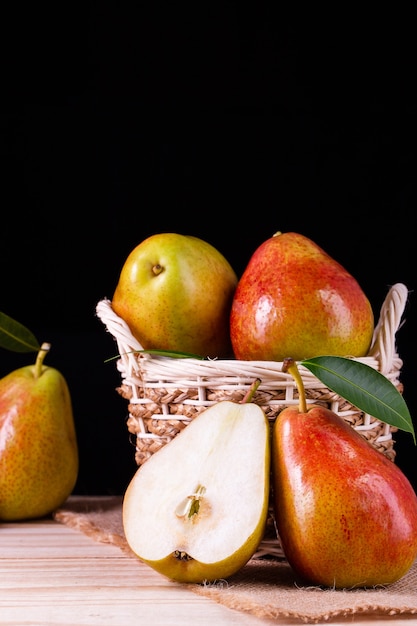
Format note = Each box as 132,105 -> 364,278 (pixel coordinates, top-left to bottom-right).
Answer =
123,382 -> 270,583
230,231 -> 375,361
272,358 -> 417,589
112,233 -> 238,358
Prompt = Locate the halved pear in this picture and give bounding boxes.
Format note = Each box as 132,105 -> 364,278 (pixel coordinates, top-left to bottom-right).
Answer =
123,400 -> 270,583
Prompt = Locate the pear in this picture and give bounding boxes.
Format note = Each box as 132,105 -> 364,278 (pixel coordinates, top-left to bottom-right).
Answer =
272,358 -> 417,589
0,343 -> 78,521
230,231 -> 375,361
112,232 -> 238,358
123,392 -> 270,583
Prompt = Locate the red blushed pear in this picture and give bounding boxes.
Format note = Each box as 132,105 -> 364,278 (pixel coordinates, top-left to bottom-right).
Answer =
230,231 -> 375,361
272,358 -> 417,589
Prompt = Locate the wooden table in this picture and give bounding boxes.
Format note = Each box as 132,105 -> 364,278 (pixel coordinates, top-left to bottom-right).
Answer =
1,513 -> 416,626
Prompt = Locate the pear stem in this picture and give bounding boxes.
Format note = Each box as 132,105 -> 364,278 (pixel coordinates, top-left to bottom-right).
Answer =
34,342 -> 51,380
239,378 -> 261,404
282,358 -> 308,413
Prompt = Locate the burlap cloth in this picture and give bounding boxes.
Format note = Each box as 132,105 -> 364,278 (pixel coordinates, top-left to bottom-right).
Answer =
53,495 -> 417,624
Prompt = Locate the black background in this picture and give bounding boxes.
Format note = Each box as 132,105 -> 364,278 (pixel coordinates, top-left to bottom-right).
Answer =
1,8 -> 416,495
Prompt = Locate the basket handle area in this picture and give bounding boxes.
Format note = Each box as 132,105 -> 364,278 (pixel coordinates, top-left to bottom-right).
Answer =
96,283 -> 409,376
96,298 -> 144,373
368,283 -> 408,374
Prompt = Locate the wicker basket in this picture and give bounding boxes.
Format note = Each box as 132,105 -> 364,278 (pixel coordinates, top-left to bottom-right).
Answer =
96,282 -> 408,558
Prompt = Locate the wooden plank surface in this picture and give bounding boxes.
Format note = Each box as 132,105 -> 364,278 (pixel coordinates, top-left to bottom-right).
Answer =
0,518 -> 278,625
1,517 -> 417,626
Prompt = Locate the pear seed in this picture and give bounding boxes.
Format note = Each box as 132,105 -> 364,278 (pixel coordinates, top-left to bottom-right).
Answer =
175,485 -> 206,519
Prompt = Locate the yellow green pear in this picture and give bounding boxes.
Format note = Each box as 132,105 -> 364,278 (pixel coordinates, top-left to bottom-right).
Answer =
272,358 -> 417,589
230,231 -> 375,361
0,343 -> 78,521
123,390 -> 270,583
112,232 -> 238,358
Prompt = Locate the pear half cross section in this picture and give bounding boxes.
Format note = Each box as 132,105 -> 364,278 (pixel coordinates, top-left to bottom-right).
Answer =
123,400 -> 270,583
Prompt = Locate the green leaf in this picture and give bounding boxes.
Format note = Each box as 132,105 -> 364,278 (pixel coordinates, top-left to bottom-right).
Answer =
0,312 -> 41,353
134,349 -> 206,359
301,356 -> 415,442
104,348 -> 206,364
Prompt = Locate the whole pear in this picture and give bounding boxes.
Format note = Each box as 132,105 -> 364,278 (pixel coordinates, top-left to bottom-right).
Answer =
230,231 -> 375,361
272,358 -> 417,589
112,233 -> 238,358
123,382 -> 270,583
0,343 -> 78,521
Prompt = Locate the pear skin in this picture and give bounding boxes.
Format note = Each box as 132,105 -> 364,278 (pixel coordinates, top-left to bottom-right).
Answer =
272,360 -> 417,589
230,231 -> 375,361
112,233 -> 238,358
0,345 -> 78,521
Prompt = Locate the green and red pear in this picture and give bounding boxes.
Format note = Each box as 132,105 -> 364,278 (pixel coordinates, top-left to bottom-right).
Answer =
0,343 -> 78,521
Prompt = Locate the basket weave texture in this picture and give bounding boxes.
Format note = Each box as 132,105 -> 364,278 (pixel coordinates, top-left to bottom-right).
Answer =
96,282 -> 408,469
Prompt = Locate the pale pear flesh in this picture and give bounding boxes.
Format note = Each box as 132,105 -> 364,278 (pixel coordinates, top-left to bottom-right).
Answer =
123,400 -> 270,583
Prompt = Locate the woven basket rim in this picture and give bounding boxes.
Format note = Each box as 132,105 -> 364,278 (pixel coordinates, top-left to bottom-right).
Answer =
95,283 -> 408,455
96,282 -> 407,437
96,282 -> 408,376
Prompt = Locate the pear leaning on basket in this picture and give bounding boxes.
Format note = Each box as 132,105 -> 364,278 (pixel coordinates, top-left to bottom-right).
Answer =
123,384 -> 270,583
272,358 -> 417,589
